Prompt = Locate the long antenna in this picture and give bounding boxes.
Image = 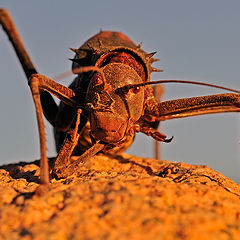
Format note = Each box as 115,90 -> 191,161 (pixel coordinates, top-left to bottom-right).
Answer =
117,79 -> 240,95
53,66 -> 240,95
54,66 -> 107,85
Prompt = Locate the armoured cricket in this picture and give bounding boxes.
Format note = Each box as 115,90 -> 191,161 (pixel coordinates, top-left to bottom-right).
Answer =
1,9 -> 240,185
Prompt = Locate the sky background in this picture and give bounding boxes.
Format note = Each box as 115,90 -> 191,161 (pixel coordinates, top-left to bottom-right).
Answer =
0,1 -> 239,182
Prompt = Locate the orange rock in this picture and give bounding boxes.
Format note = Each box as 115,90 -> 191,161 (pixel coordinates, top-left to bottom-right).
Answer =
0,153 -> 240,240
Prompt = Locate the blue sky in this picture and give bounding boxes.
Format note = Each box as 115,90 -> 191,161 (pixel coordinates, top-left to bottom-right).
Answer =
0,0 -> 239,182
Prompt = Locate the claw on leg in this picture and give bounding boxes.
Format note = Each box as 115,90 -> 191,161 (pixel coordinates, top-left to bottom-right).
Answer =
164,136 -> 174,143
133,125 -> 173,143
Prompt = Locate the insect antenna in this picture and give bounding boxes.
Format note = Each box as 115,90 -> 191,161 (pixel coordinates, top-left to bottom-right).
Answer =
116,80 -> 240,95
53,66 -> 107,85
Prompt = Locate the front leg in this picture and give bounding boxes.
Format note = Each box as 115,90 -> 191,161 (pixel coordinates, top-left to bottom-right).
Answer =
53,109 -> 81,178
53,142 -> 105,179
29,74 -> 78,184
145,93 -> 240,121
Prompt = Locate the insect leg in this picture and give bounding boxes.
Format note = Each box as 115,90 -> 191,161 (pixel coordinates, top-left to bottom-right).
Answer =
153,85 -> 164,159
0,8 -> 58,125
29,74 -> 78,184
54,142 -> 105,179
29,77 -> 49,184
133,125 -> 172,142
0,8 -> 36,78
145,93 -> 240,121
29,74 -> 76,107
53,109 -> 81,178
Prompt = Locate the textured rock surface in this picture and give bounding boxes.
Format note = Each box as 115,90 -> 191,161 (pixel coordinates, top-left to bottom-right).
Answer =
0,153 -> 240,240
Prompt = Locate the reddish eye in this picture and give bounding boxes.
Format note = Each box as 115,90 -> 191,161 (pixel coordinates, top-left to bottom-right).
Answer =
93,75 -> 103,85
130,86 -> 140,94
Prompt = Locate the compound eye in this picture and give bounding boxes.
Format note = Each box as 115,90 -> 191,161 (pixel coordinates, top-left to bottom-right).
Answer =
93,74 -> 103,85
129,86 -> 141,94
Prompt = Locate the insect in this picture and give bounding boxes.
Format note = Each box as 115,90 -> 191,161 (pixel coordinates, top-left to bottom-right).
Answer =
1,9 -> 240,185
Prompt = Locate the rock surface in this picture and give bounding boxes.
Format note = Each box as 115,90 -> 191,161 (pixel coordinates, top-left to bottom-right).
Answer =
0,153 -> 240,240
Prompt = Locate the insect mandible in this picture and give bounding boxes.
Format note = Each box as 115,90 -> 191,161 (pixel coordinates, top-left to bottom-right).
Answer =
1,9 -> 240,185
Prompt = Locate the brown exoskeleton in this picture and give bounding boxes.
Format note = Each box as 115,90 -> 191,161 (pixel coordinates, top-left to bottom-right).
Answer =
1,9 -> 240,185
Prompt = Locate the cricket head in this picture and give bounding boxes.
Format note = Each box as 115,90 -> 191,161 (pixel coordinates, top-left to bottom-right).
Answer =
86,63 -> 145,143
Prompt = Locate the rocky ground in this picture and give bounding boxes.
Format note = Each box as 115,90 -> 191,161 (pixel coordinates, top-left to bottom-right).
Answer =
0,153 -> 240,240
